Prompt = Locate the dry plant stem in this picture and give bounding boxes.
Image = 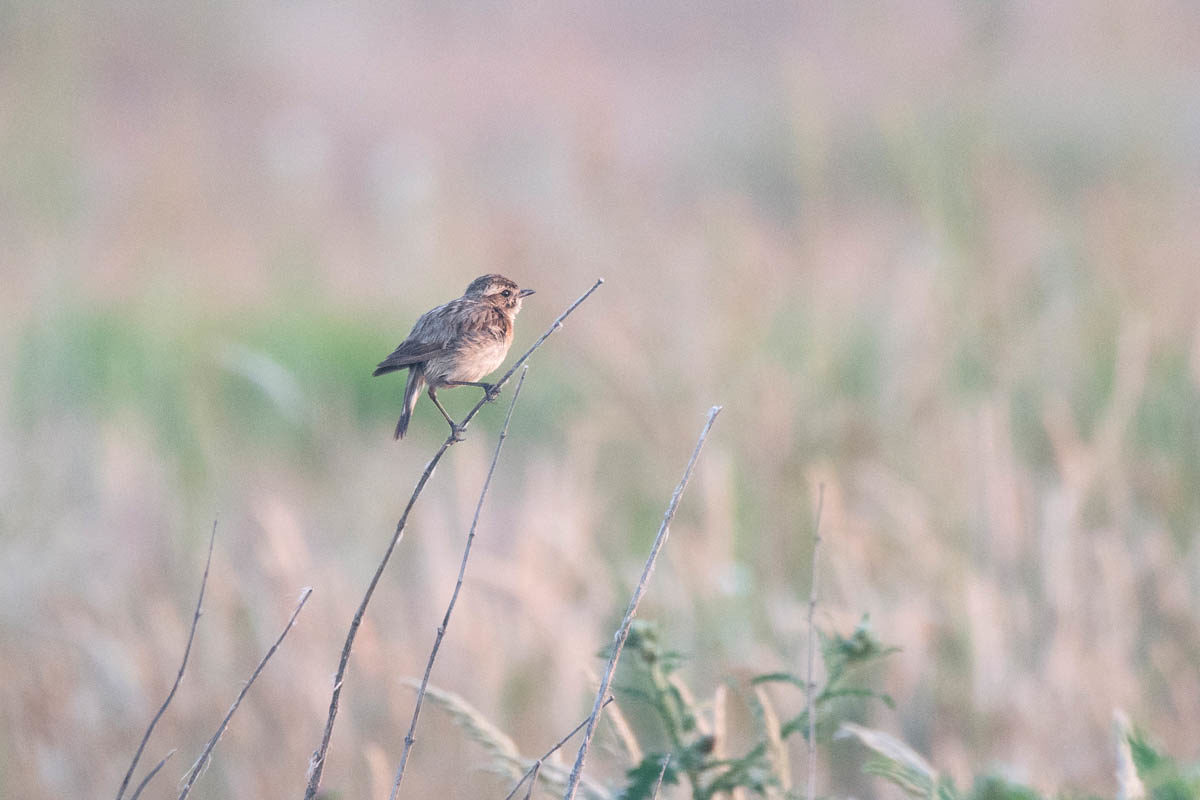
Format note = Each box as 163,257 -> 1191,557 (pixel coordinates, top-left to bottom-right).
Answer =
520,764 -> 542,800
389,368 -> 529,799
302,278 -> 603,800
650,754 -> 671,799
562,406 -> 722,800
305,424 -> 457,798
178,587 -> 313,800
127,749 -> 175,800
116,520 -> 217,800
503,696 -> 616,800
805,484 -> 825,800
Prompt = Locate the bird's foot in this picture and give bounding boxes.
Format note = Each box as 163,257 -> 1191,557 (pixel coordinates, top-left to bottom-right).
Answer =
447,422 -> 466,443
481,382 -> 501,402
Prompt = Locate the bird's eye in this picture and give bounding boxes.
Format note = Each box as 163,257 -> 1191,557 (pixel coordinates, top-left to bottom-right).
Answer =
501,289 -> 512,297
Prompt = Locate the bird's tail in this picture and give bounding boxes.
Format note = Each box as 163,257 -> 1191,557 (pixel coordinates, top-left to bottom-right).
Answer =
395,368 -> 425,439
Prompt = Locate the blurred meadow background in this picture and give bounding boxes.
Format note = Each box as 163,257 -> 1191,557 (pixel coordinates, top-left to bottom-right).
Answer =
3,1 -> 1200,797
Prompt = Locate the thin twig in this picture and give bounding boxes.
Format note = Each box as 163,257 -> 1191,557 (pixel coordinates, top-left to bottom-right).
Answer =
127,749 -> 175,800
116,520 -> 217,800
650,754 -> 671,799
389,368 -> 529,798
805,484 -> 825,800
503,696 -> 616,800
520,763 -> 542,800
178,587 -> 313,800
562,406 -> 722,800
303,278 -> 603,800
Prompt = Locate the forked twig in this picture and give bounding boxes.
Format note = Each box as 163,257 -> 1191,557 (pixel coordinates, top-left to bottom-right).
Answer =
127,748 -> 175,800
389,368 -> 529,798
116,521 -> 217,800
562,406 -> 722,799
177,587 -> 313,800
521,765 -> 542,800
303,279 -> 604,800
805,484 -> 825,800
503,697 -> 616,800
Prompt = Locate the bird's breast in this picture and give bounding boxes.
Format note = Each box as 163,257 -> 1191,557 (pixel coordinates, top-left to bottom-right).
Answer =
425,330 -> 512,385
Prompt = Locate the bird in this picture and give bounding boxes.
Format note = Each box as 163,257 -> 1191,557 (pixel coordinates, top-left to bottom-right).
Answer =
373,274 -> 535,440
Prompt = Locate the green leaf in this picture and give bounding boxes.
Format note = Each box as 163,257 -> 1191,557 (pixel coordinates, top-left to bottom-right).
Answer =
1125,724 -> 1200,800
701,748 -> 776,796
751,672 -> 809,689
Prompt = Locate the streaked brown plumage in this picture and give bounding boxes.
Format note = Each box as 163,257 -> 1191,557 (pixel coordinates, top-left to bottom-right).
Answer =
373,274 -> 534,439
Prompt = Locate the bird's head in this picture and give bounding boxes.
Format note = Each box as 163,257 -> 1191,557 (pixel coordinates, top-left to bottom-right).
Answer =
464,274 -> 535,315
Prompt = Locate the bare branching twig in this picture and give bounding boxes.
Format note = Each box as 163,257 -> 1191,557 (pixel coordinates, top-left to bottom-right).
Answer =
389,367 -> 529,798
503,697 -> 615,800
116,521 -> 217,800
177,587 -> 313,800
562,406 -> 722,800
303,279 -> 603,800
127,749 -> 175,800
521,765 -> 542,800
805,484 -> 825,800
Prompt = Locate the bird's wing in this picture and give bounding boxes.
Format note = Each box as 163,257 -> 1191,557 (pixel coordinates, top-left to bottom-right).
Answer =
372,298 -> 476,376
372,339 -> 446,375
412,297 -> 482,339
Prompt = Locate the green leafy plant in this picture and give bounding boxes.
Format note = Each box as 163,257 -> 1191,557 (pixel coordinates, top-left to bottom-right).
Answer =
615,616 -> 897,800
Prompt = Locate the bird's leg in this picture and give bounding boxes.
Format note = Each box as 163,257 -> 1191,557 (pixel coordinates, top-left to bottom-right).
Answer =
444,379 -> 501,401
427,387 -> 465,441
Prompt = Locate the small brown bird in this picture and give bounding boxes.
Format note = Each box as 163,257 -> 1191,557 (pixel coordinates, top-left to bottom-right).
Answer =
373,274 -> 535,439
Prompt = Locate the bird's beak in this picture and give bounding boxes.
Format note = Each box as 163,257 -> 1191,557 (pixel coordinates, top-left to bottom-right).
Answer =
518,288 -> 536,298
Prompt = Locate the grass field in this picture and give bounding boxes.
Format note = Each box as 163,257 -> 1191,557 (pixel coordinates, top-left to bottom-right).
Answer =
3,2 -> 1200,797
